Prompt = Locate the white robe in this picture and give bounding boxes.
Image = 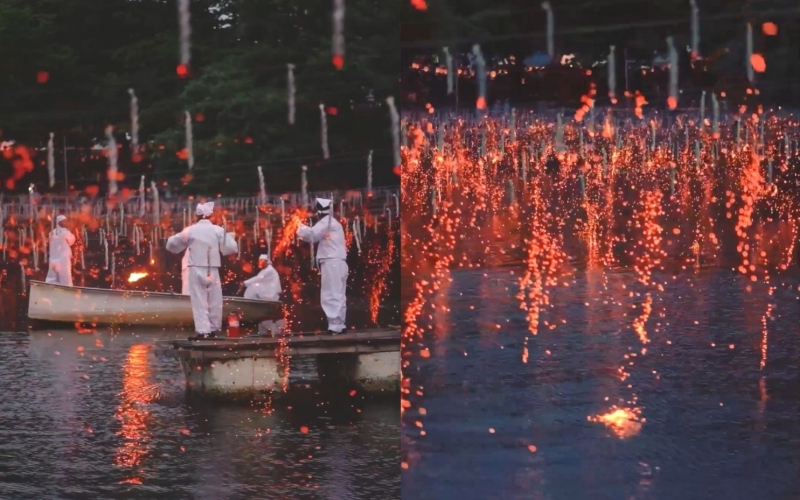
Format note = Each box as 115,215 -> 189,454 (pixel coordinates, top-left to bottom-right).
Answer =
45,227 -> 76,286
166,219 -> 238,334
244,264 -> 283,335
243,265 -> 281,301
297,215 -> 348,332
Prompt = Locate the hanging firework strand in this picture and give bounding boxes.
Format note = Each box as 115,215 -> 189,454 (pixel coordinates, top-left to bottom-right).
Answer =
47,133 -> 55,188
320,104 -> 330,159
353,218 -> 361,254
607,46 -> 617,104
443,47 -> 454,95
541,2 -> 554,62
139,175 -> 146,217
129,89 -> 139,158
690,0 -> 700,59
257,166 -> 266,203
712,92 -> 720,137
367,150 -> 373,194
387,96 -> 401,169
746,22 -> 755,84
332,0 -> 345,69
106,125 -> 118,195
287,64 -> 296,125
472,45 -> 487,110
151,181 -> 160,225
700,90 -> 706,127
184,110 -> 194,169
666,36 -> 678,110
301,165 -> 308,208
177,0 -> 191,76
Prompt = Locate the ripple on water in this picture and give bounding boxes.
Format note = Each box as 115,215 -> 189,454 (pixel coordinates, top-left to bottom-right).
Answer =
402,268 -> 800,500
0,331 -> 399,499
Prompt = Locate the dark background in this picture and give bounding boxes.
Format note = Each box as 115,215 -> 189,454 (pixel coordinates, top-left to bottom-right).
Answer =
401,0 -> 800,111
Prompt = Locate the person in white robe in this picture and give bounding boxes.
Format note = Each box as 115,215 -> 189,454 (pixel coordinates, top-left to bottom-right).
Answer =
166,201 -> 238,338
243,254 -> 283,336
296,198 -> 348,334
45,215 -> 76,286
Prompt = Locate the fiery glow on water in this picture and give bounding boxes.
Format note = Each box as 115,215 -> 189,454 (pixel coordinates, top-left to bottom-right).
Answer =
588,407 -> 644,439
114,344 -> 155,474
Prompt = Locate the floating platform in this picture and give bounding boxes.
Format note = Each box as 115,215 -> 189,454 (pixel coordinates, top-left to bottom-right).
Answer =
156,327 -> 401,400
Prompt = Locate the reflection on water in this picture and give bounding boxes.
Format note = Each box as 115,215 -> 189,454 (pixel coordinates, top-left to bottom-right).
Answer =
0,331 -> 399,499
402,267 -> 800,499
114,343 -> 156,479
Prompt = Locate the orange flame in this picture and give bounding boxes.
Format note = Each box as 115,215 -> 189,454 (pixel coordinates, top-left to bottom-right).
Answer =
128,272 -> 148,283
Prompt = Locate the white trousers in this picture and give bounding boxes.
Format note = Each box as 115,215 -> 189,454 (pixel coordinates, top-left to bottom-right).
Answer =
188,267 -> 223,334
45,259 -> 73,287
181,265 -> 189,295
319,259 -> 348,332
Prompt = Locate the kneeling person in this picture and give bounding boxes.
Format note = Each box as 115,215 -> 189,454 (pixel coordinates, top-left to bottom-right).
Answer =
243,254 -> 283,336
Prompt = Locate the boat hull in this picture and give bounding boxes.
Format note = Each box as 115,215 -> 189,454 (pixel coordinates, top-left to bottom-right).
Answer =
27,280 -> 282,327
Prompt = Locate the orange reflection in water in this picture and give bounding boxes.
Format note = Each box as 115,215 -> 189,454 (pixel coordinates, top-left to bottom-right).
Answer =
588,407 -> 643,439
114,344 -> 156,476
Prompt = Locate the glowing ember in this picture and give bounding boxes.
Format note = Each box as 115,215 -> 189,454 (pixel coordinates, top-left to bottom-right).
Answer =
127,272 -> 148,283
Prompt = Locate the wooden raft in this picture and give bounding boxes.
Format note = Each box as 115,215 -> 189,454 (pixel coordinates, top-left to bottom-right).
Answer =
156,327 -> 400,360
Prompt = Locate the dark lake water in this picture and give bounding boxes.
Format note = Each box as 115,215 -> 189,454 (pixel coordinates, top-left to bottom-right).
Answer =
0,330 -> 399,499
402,267 -> 800,499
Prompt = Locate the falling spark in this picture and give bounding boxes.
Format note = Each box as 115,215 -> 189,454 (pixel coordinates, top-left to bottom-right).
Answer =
106,126 -> 118,195
177,0 -> 191,76
47,133 -> 55,188
129,89 -> 139,157
332,0 -> 345,69
184,110 -> 194,169
287,64 -> 296,125
320,104 -> 330,159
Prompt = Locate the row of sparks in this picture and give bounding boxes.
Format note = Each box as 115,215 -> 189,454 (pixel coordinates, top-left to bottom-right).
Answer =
401,106 -> 798,467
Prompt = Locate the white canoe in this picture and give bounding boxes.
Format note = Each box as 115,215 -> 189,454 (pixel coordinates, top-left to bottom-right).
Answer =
27,280 -> 282,326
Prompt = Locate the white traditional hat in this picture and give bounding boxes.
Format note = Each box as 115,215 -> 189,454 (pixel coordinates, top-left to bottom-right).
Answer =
56,215 -> 67,223
314,197 -> 332,214
196,201 -> 214,217
258,254 -> 270,261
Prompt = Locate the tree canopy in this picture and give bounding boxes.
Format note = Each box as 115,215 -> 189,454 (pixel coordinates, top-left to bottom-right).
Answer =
0,0 -> 400,196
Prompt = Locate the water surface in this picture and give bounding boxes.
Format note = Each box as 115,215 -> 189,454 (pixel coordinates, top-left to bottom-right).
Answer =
0,330 -> 399,499
402,267 -> 800,499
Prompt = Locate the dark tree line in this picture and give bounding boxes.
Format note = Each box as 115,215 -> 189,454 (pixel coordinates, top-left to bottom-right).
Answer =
402,0 -> 800,109
0,0 -> 400,196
